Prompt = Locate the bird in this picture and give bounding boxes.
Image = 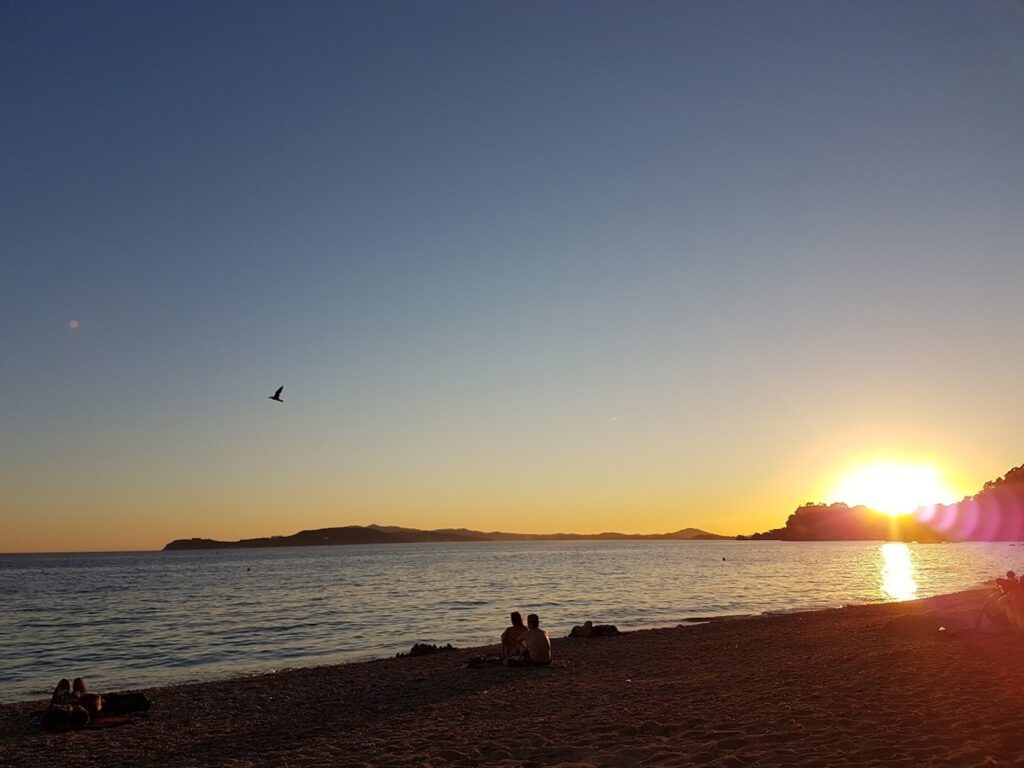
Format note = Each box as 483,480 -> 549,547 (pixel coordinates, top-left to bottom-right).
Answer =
269,386 -> 284,403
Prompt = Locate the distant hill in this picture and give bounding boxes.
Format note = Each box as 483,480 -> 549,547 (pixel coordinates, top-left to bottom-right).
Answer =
162,524 -> 729,551
746,463 -> 1024,542
392,525 -> 728,542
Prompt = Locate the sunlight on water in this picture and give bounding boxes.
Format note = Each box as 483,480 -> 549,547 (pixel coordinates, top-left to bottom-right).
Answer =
880,542 -> 918,601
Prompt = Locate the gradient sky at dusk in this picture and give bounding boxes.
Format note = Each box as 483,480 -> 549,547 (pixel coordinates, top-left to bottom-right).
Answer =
3,1 -> 1023,551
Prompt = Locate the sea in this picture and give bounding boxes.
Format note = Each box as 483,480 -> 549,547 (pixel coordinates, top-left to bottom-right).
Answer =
1,540 -> 1018,702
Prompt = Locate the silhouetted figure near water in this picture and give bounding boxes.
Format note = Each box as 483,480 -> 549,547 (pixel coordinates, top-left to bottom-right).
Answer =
501,611 -> 528,658
976,571 -> 1021,631
269,386 -> 284,402
997,570 -> 1018,594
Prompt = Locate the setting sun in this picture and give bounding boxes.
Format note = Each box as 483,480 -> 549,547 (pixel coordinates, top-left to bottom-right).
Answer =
826,459 -> 961,517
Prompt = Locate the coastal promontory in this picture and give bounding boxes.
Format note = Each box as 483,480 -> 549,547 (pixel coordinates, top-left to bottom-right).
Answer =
747,463 -> 1024,542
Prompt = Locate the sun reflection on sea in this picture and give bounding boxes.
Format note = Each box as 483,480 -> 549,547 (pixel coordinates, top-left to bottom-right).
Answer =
880,542 -> 918,601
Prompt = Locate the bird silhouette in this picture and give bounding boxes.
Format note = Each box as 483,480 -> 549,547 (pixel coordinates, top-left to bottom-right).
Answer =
269,386 -> 284,402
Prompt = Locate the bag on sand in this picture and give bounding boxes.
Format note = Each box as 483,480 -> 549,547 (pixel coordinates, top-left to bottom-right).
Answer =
100,691 -> 152,714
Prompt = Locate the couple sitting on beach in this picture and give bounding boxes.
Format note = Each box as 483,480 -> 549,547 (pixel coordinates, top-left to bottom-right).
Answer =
500,611 -> 552,666
44,678 -> 101,729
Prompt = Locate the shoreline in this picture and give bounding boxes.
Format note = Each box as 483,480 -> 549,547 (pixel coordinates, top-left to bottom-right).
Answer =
7,587 -> 1024,767
5,540 -> 1010,704
0,609 -> 766,706
0,596 -> 937,706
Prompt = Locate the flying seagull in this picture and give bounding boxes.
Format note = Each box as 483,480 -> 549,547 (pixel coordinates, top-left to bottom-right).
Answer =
269,386 -> 284,403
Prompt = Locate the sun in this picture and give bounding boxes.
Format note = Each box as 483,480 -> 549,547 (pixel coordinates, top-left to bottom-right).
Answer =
825,459 -> 960,517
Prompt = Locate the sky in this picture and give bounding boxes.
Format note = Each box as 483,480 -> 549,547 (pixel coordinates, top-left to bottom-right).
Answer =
2,1 -> 1023,552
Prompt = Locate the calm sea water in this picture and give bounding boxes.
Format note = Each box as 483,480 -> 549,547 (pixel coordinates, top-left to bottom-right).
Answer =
0,540 -> 1018,702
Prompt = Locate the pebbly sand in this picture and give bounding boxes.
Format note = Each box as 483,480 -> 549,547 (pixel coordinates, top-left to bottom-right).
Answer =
2,588 -> 1023,767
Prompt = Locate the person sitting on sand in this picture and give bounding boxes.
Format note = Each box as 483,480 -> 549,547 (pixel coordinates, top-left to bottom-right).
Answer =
1000,579 -> 1024,635
54,677 -> 103,716
41,677 -> 103,731
507,613 -> 551,666
977,571 -> 1023,632
501,612 -> 529,658
997,570 -> 1018,593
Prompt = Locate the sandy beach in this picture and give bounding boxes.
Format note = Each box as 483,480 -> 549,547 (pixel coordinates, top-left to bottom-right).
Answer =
2,588 -> 1022,767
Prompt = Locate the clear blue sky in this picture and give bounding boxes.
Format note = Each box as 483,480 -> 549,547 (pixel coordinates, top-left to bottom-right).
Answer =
3,1 -> 1023,551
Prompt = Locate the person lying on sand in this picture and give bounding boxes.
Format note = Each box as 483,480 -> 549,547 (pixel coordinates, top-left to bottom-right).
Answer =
569,620 -> 620,638
501,611 -> 529,658
506,613 -> 551,666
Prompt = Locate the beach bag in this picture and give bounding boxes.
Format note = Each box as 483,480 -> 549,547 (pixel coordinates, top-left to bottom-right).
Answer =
101,691 -> 152,714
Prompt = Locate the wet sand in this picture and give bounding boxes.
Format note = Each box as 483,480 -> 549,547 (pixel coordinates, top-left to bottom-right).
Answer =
3,588 -> 1023,767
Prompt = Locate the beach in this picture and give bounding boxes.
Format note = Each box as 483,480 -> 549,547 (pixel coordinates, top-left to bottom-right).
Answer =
2,588 -> 1021,767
